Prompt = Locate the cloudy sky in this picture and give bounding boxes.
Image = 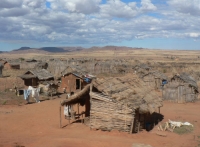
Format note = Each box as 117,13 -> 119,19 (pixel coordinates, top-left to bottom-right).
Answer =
0,0 -> 200,51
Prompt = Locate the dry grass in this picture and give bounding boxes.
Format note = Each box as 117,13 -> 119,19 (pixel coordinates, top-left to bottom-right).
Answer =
173,125 -> 194,135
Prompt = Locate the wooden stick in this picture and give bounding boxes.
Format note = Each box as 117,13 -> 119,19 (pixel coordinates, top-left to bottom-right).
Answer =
77,103 -> 79,116
59,103 -> 62,128
130,119 -> 134,134
138,122 -> 140,133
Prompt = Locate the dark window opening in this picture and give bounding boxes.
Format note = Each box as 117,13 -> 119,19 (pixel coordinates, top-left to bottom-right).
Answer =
76,79 -> 80,89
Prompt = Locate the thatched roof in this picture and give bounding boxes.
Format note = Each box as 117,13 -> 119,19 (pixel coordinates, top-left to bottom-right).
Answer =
92,74 -> 162,114
35,62 -> 48,69
172,73 -> 198,90
21,69 -> 54,80
134,64 -> 151,71
61,84 -> 90,106
9,62 -> 20,66
61,65 -> 88,78
26,59 -> 37,62
141,71 -> 168,80
152,71 -> 168,80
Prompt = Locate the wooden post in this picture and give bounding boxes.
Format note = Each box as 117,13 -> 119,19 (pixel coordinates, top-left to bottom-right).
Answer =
59,103 -> 62,128
80,79 -> 82,90
138,122 -> 140,133
77,103 -> 79,117
90,84 -> 93,92
130,119 -> 134,134
138,114 -> 140,133
68,105 -> 70,124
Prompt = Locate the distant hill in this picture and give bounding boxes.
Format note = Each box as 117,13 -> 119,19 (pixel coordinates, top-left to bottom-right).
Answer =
39,47 -> 68,53
10,46 -> 84,54
0,51 -> 7,54
86,46 -> 144,51
8,46 -> 144,54
15,47 -> 32,51
40,47 -> 84,52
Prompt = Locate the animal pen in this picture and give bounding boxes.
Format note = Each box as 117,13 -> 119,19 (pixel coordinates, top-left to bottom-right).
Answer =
60,74 -> 163,133
163,73 -> 199,103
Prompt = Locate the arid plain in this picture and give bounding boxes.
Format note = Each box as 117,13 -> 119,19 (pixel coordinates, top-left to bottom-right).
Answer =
1,47 -> 200,147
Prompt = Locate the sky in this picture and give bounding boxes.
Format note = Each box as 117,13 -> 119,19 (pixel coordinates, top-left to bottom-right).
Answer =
1,0 -> 200,51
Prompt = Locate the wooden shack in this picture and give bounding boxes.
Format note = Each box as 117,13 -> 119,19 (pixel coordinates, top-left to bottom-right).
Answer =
25,59 -> 37,63
0,59 -> 7,65
134,64 -> 167,90
163,73 -> 199,103
20,69 -> 54,86
60,74 -> 163,133
189,71 -> 200,81
60,66 -> 91,94
140,71 -> 168,90
35,62 -> 48,69
4,62 -> 20,69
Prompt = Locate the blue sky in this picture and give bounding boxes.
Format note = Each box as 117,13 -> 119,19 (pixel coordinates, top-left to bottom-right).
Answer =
0,0 -> 200,51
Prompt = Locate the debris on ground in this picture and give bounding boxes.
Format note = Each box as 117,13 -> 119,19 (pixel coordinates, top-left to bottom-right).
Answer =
157,119 -> 193,134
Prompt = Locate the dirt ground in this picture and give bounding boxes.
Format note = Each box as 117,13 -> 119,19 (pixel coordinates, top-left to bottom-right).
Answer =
0,93 -> 200,147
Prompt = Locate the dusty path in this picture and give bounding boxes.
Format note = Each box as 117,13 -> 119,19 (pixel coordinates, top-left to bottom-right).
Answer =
0,95 -> 200,147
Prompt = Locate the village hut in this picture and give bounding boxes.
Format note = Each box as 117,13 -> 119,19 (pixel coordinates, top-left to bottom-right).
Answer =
0,58 -> 7,65
59,65 -> 92,94
4,62 -> 20,69
20,69 -> 54,86
35,62 -> 48,69
60,74 -> 163,133
133,64 -> 151,74
162,73 -> 199,103
25,59 -> 37,62
133,64 -> 167,90
47,59 -> 67,79
139,71 -> 168,90
189,71 -> 200,81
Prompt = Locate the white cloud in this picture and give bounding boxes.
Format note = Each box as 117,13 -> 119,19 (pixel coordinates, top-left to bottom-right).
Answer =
168,0 -> 200,16
100,0 -> 138,18
48,0 -> 101,14
188,33 -> 200,38
0,0 -> 200,48
140,0 -> 157,12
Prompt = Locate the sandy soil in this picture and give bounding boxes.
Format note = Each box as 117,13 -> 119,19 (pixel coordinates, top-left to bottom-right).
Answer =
0,94 -> 200,147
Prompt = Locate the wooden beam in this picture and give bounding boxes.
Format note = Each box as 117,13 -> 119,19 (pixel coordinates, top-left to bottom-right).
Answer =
59,103 -> 62,128
130,119 -> 134,134
77,103 -> 79,120
138,114 -> 140,133
137,122 -> 140,133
